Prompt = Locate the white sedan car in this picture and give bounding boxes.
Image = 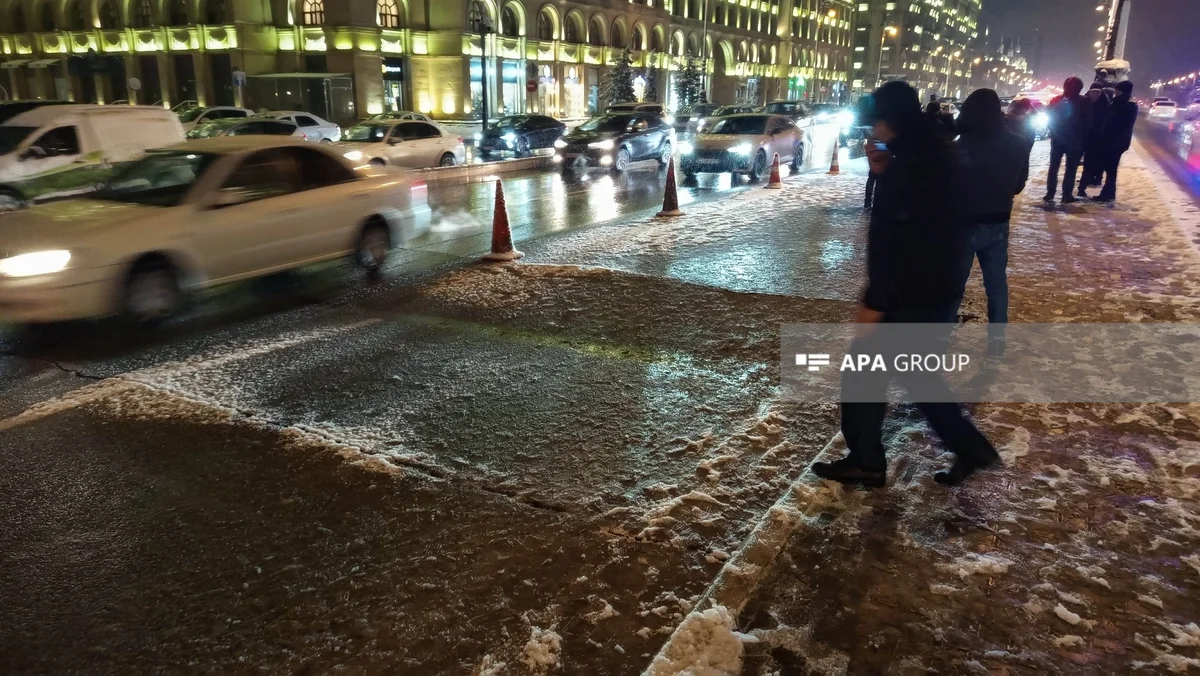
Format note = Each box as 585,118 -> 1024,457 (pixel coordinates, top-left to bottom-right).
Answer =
258,110 -> 342,142
1150,101 -> 1178,121
177,105 -> 255,131
0,137 -> 432,325
337,120 -> 467,168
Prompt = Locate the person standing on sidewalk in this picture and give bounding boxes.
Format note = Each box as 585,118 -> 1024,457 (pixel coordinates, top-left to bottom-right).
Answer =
1044,77 -> 1091,204
1078,83 -> 1112,198
954,89 -> 1031,350
812,81 -> 1000,489
1093,80 -> 1138,203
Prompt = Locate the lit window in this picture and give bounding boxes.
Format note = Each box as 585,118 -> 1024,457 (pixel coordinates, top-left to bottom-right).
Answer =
302,0 -> 324,25
378,0 -> 402,29
133,0 -> 154,26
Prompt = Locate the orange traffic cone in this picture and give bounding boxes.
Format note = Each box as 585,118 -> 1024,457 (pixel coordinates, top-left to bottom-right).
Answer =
827,137 -> 841,175
656,156 -> 685,218
481,180 -> 524,262
765,152 -> 783,189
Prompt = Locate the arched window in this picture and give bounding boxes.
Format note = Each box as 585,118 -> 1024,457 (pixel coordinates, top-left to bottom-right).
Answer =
168,0 -> 188,24
40,1 -> 54,30
610,22 -> 625,49
536,10 -> 553,40
588,17 -> 604,46
563,15 -> 579,43
99,0 -> 119,28
501,5 -> 519,37
12,4 -> 28,32
205,0 -> 228,23
68,0 -> 88,30
649,29 -> 663,52
301,0 -> 324,25
378,0 -> 402,28
632,26 -> 645,50
133,0 -> 155,27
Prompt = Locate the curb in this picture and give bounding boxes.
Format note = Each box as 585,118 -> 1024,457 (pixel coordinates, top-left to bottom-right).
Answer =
409,155 -> 552,185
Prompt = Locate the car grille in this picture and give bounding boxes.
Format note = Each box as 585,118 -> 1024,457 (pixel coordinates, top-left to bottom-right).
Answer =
692,149 -> 732,160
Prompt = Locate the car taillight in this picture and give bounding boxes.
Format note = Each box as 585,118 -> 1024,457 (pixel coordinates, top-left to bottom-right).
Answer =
410,179 -> 428,204
457,137 -> 465,145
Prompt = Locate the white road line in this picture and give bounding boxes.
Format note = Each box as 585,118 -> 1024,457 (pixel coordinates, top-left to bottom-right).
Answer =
0,318 -> 382,433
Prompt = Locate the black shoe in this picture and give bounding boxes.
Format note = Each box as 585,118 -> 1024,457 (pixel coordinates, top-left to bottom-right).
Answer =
1042,195 -> 1055,203
1092,195 -> 1114,203
1077,190 -> 1089,199
934,447 -> 1001,487
863,200 -> 872,210
812,457 -> 886,488
1061,196 -> 1079,204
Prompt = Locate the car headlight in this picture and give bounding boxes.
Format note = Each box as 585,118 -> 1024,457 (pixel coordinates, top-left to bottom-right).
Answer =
837,111 -> 856,127
343,150 -> 365,162
697,120 -> 707,131
1032,112 -> 1050,130
474,132 -> 483,141
664,115 -> 675,125
678,141 -> 695,155
730,143 -> 753,155
554,138 -> 568,149
588,139 -> 615,150
0,250 -> 71,277
502,132 -> 517,143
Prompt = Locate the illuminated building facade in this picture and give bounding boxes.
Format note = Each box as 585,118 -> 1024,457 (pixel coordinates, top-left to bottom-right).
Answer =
851,0 -> 981,101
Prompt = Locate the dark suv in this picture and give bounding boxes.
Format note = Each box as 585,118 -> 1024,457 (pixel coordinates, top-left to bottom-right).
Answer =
555,112 -> 674,173
476,114 -> 566,159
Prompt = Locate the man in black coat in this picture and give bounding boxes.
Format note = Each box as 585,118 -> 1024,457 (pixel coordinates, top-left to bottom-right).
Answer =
812,81 -> 999,489
1044,77 -> 1091,204
1078,82 -> 1111,198
1094,80 -> 1138,203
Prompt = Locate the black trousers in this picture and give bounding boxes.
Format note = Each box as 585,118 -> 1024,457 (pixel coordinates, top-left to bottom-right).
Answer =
1046,140 -> 1083,200
865,172 -> 878,206
840,304 -> 993,473
1098,149 -> 1125,200
1080,142 -> 1104,191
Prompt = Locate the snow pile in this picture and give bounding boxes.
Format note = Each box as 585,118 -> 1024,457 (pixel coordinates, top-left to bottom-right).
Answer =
521,626 -> 562,673
477,654 -> 506,675
584,599 -> 618,624
940,553 -> 1011,580
646,605 -> 744,676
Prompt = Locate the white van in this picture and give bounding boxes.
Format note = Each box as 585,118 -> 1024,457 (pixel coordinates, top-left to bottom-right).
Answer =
0,104 -> 184,212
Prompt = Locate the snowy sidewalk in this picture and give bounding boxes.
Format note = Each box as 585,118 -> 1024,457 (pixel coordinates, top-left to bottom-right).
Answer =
650,140 -> 1200,675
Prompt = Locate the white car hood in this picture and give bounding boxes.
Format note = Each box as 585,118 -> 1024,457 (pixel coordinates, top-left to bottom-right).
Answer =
335,141 -> 387,156
0,199 -> 166,252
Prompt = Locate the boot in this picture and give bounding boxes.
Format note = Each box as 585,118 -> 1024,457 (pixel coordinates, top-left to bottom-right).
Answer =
812,457 -> 886,488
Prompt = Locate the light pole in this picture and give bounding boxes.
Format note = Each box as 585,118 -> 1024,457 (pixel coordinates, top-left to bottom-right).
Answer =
876,24 -> 897,89
468,0 -> 495,129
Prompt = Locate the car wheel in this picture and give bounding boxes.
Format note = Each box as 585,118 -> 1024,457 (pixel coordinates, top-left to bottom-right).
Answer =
439,153 -> 456,167
355,219 -> 391,278
123,256 -> 181,326
791,142 -> 804,170
369,158 -> 387,167
658,142 -> 673,167
612,148 -> 631,174
748,150 -> 768,182
320,138 -> 333,144
0,188 -> 25,213
516,136 -> 531,158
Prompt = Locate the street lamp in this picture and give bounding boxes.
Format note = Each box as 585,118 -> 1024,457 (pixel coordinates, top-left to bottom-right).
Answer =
468,0 -> 495,129
876,25 -> 898,89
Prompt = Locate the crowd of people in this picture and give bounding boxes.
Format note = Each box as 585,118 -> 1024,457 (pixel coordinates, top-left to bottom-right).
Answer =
816,76 -> 1140,489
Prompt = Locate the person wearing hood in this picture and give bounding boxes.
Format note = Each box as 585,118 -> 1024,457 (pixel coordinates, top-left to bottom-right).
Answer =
1044,76 -> 1092,204
953,89 -> 1031,347
1079,82 -> 1111,198
1093,80 -> 1138,202
925,100 -> 959,141
813,81 -> 999,489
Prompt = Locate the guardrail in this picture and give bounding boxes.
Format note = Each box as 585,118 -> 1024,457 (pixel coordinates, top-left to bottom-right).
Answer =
408,154 -> 553,184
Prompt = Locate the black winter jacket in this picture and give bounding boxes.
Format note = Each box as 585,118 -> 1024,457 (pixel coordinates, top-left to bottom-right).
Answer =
862,119 -> 965,313
1047,93 -> 1092,151
1101,93 -> 1138,154
956,130 -> 1031,225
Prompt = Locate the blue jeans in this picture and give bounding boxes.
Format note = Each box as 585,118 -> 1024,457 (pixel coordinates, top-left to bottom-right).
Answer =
956,221 -> 1010,330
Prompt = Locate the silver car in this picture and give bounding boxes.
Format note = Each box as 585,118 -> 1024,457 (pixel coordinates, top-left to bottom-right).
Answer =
336,120 -> 467,168
258,111 -> 341,142
678,113 -> 806,181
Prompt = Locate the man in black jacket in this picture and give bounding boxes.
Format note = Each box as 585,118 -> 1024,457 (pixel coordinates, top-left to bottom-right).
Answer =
1078,83 -> 1111,198
1044,77 -> 1091,204
812,81 -> 999,489
1094,80 -> 1138,203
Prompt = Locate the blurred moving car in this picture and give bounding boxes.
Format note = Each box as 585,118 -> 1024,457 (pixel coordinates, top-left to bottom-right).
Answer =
0,137 -> 432,325
0,104 -> 183,212
177,106 -> 254,131
679,113 -> 805,182
1150,100 -> 1178,121
337,120 -> 466,168
475,114 -> 566,159
367,110 -> 433,122
257,111 -> 341,142
763,100 -> 814,125
672,103 -> 721,135
186,117 -> 300,140
696,105 -> 756,133
0,100 -> 74,125
554,112 -> 673,174
606,102 -> 666,116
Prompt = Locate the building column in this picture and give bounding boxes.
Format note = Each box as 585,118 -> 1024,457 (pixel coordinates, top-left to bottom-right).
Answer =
157,52 -> 176,107
193,53 -> 211,107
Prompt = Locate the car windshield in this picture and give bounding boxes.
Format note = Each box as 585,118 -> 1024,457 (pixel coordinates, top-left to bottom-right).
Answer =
342,123 -> 391,142
1159,102 -> 1177,108
491,116 -> 528,129
0,126 -> 36,155
708,117 -> 767,135
186,121 -> 230,139
178,108 -> 208,123
92,151 -> 218,207
579,115 -> 634,132
765,102 -> 804,115
713,106 -> 743,116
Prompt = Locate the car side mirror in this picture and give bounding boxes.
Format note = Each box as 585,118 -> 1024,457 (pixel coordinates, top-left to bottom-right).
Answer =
388,137 -> 402,145
211,188 -> 250,209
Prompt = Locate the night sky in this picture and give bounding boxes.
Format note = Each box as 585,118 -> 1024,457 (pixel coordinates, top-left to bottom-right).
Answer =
984,0 -> 1200,89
